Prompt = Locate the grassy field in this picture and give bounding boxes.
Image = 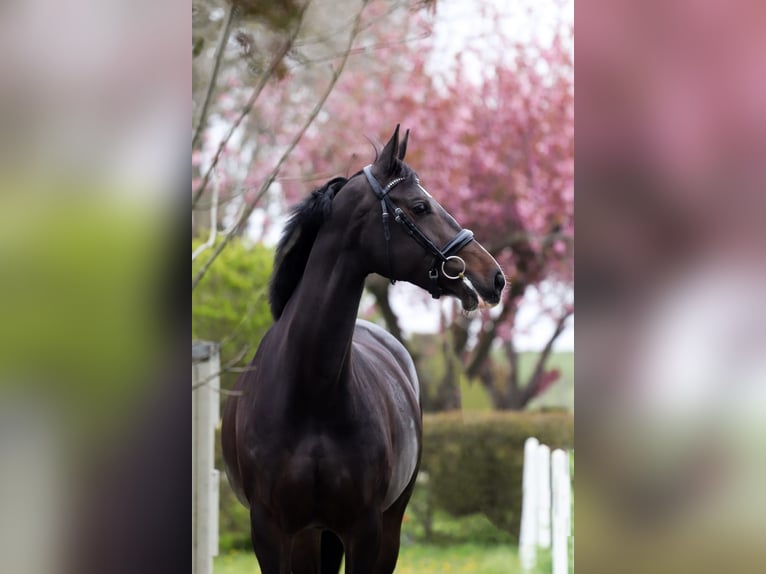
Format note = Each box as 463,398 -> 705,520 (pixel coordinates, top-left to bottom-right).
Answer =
214,505 -> 553,574
214,543 -> 551,574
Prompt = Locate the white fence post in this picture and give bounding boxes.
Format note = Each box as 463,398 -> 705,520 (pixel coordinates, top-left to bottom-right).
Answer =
193,342 -> 220,574
551,449 -> 572,574
536,443 -> 552,549
520,438 -> 573,573
519,437 -> 540,570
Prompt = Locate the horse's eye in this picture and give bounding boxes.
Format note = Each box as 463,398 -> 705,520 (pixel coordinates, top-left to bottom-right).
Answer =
412,202 -> 429,215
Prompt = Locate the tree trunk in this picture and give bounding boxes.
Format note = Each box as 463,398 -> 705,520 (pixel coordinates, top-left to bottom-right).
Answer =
478,310 -> 572,410
465,281 -> 526,379
436,336 -> 462,410
365,275 -> 416,360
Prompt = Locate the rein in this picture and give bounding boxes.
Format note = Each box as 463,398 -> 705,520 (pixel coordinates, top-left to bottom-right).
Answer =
362,165 -> 474,299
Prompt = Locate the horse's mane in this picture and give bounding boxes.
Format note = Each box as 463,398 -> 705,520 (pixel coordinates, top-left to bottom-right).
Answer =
268,160 -> 415,320
268,177 -> 347,319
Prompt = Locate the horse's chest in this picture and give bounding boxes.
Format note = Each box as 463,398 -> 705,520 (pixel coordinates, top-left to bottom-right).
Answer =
249,415 -> 417,512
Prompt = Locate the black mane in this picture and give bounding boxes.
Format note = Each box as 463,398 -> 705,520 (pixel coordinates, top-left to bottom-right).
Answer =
268,160 -> 415,320
268,177 -> 346,319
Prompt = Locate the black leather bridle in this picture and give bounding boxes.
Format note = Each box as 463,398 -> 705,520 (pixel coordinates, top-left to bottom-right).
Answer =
363,165 -> 475,299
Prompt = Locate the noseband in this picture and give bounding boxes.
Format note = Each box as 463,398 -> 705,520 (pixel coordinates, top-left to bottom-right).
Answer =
363,165 -> 474,299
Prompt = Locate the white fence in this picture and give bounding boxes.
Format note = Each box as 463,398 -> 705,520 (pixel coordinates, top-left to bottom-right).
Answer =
193,342 -> 221,574
519,437 -> 573,574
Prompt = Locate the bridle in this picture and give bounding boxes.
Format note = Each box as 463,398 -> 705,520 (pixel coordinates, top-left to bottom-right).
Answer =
362,165 -> 474,299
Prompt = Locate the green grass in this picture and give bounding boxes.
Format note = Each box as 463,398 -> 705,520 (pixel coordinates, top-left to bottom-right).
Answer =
213,503 -> 555,574
214,544 -> 551,574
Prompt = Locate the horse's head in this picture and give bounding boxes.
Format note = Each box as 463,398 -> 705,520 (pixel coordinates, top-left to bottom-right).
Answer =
335,126 -> 506,310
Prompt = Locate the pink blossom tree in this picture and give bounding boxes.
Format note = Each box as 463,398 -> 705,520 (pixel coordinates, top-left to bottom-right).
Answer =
277,3 -> 574,409
193,0 -> 573,409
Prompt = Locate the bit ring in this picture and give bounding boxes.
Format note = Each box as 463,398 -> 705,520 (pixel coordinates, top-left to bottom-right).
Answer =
441,256 -> 466,280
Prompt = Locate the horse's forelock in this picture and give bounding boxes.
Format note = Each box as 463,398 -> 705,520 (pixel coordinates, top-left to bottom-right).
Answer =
268,177 -> 347,319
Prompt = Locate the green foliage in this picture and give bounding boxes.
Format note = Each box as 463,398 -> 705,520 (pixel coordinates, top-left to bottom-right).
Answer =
420,411 -> 574,539
403,497 -> 514,546
192,239 -> 273,388
194,239 -> 274,552
0,195 -> 165,441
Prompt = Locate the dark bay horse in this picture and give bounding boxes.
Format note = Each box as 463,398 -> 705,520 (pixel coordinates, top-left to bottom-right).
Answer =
221,126 -> 505,573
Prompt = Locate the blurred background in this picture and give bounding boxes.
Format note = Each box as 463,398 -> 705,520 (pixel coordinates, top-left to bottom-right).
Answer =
192,0 -> 573,572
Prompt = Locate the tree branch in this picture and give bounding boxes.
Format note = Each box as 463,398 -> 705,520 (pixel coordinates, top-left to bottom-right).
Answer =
290,30 -> 433,67
465,281 -> 525,379
192,1 -> 367,291
520,308 -> 573,405
476,360 -> 501,407
450,312 -> 470,355
191,177 -> 219,261
506,335 -> 519,400
191,344 -> 250,391
365,275 -> 411,352
484,229 -> 573,255
193,4 -> 237,151
192,0 -> 311,209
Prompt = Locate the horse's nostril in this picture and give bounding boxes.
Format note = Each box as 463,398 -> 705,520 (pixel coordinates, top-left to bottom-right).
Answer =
494,270 -> 506,292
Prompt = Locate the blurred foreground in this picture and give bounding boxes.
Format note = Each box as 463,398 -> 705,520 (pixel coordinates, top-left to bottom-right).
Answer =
0,1 -> 187,573
577,0 -> 766,571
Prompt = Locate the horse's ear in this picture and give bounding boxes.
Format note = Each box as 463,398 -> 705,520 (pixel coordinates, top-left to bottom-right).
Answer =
374,124 -> 400,174
398,129 -> 409,161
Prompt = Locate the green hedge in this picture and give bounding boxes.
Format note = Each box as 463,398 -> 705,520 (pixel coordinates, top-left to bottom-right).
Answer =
215,410 -> 573,551
420,411 -> 573,540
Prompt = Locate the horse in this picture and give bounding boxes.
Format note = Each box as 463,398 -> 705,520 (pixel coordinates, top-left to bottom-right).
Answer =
221,126 -> 505,574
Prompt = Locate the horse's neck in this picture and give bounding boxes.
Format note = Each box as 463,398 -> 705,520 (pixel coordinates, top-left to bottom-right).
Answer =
278,229 -> 366,393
